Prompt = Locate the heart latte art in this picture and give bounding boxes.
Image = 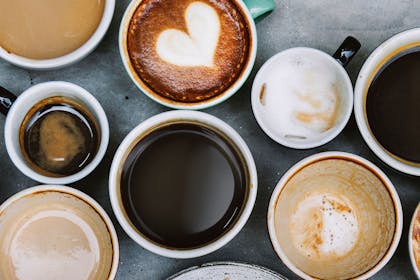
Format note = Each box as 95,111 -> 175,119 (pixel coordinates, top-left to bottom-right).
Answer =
156,2 -> 221,67
127,0 -> 251,103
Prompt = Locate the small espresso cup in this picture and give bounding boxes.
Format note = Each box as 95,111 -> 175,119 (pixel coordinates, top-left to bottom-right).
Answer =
119,0 -> 275,110
0,185 -> 119,280
0,81 -> 109,184
267,152 -> 402,280
0,0 -> 115,70
252,37 -> 360,149
354,28 -> 420,176
109,110 -> 257,258
409,203 -> 420,279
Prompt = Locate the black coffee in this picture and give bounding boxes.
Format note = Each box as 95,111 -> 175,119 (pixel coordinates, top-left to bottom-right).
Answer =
121,123 -> 248,249
366,47 -> 420,163
20,96 -> 100,177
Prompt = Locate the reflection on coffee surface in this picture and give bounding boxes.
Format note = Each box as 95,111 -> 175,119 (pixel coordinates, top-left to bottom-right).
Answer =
274,158 -> 395,279
0,0 -> 104,59
367,47 -> 420,164
121,123 -> 248,248
20,96 -> 100,177
0,191 -> 114,280
127,0 -> 251,102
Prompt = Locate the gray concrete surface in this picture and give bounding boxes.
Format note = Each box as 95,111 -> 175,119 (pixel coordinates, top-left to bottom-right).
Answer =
1,0 -> 420,279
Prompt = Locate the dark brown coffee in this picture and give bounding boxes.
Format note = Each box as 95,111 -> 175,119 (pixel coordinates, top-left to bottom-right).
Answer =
120,123 -> 248,248
127,0 -> 251,103
19,96 -> 100,177
366,47 -> 420,163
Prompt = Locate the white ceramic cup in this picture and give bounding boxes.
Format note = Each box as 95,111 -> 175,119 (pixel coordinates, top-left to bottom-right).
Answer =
409,203 -> 420,279
109,110 -> 257,258
0,185 -> 119,280
118,0 -> 271,110
2,81 -> 109,184
252,38 -> 360,149
267,151 -> 402,280
354,28 -> 420,176
0,0 -> 115,70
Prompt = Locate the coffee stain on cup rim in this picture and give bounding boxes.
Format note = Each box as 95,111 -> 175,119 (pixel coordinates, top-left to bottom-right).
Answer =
119,0 -> 255,109
114,118 -> 252,251
0,187 -> 119,280
271,154 -> 400,280
362,41 -> 420,167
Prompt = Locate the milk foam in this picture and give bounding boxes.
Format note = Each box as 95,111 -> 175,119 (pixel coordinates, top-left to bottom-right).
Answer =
258,52 -> 341,139
156,2 -> 220,67
290,193 -> 359,259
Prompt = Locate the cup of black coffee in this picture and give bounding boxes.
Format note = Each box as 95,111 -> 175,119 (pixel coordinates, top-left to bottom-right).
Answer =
354,28 -> 420,175
1,81 -> 109,184
109,110 -> 257,258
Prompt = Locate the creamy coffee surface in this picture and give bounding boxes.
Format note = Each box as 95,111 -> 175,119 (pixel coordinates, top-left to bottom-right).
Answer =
257,51 -> 342,139
412,205 -> 420,272
0,191 -> 113,280
127,0 -> 251,102
0,0 -> 104,59
274,158 -> 396,279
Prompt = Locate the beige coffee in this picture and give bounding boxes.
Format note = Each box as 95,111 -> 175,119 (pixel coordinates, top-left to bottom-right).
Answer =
0,0 -> 105,59
0,191 -> 114,280
274,158 -> 396,279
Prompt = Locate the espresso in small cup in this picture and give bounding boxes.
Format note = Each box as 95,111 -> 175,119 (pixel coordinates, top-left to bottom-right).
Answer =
19,96 -> 100,177
268,152 -> 402,280
125,0 -> 251,104
0,0 -> 104,60
121,122 -> 248,248
0,186 -> 118,280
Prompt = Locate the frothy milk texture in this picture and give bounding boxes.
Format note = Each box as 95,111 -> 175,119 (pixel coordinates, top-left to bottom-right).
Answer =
257,51 -> 341,139
290,193 -> 359,260
127,0 -> 251,102
0,192 -> 114,280
274,158 -> 396,279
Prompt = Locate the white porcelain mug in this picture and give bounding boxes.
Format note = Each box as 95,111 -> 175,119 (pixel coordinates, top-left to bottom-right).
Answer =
0,0 -> 115,70
0,81 -> 109,184
119,0 -> 275,109
354,28 -> 420,176
109,110 -> 257,258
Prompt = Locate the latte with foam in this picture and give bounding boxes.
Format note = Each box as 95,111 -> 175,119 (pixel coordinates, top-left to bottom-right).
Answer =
274,158 -> 396,279
0,191 -> 114,280
125,0 -> 251,103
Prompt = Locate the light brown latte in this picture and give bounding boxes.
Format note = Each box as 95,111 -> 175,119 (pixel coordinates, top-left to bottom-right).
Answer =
126,0 -> 251,103
0,191 -> 114,280
274,158 -> 396,279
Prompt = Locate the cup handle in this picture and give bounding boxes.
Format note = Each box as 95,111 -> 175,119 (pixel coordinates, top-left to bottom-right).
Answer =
0,86 -> 17,116
243,0 -> 276,19
332,36 -> 361,68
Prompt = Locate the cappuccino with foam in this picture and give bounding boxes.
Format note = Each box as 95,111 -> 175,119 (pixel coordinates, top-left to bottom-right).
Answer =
125,0 -> 252,103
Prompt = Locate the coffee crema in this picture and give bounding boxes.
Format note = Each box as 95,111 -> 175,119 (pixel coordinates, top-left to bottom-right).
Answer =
0,0 -> 104,59
0,191 -> 114,280
19,96 -> 100,177
120,123 -> 248,248
274,158 -> 395,279
366,47 -> 420,164
126,0 -> 251,103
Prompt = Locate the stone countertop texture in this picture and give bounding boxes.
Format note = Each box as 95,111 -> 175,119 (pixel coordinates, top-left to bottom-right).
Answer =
1,0 -> 420,279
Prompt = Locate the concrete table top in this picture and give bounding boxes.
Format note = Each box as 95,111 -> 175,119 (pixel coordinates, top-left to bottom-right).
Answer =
1,0 -> 419,279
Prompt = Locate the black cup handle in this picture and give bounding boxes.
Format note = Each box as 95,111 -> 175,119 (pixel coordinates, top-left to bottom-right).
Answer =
333,36 -> 361,68
0,86 -> 17,116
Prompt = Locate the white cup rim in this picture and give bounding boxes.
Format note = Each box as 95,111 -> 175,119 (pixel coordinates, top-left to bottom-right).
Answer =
118,0 -> 257,110
354,27 -> 420,176
409,203 -> 420,279
0,185 -> 119,280
251,47 -> 354,149
267,151 -> 403,280
109,110 -> 258,258
4,81 -> 109,184
0,0 -> 115,70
